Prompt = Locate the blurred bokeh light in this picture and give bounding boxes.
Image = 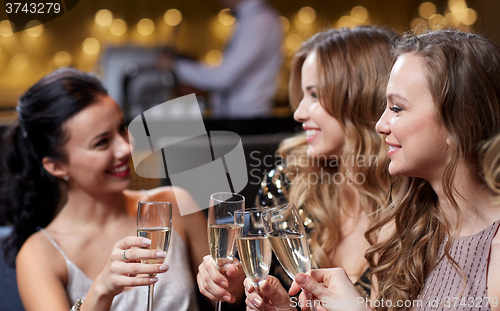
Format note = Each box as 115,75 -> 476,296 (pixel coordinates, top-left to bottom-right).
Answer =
164,9 -> 182,26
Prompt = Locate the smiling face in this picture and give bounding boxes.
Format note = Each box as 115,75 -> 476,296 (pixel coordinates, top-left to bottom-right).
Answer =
376,53 -> 449,181
61,95 -> 132,194
293,51 -> 344,158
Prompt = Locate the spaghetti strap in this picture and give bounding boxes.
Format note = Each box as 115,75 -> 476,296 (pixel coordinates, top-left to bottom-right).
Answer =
40,228 -> 70,262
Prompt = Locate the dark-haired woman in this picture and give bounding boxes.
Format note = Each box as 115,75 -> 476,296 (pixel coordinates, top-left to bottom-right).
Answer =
0,68 -> 208,311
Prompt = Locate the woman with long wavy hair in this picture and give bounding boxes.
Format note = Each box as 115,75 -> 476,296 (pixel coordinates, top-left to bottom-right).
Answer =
196,26 -> 397,310
0,68 -> 208,311
284,30 -> 500,311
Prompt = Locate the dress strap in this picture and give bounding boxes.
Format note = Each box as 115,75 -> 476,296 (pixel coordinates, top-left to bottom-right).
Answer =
491,219 -> 500,238
39,228 -> 70,262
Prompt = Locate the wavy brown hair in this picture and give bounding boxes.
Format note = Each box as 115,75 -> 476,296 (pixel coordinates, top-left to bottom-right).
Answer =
278,26 -> 396,269
366,30 -> 500,311
483,134 -> 500,202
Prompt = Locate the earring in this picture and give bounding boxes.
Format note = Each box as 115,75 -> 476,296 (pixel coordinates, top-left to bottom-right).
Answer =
63,176 -> 69,181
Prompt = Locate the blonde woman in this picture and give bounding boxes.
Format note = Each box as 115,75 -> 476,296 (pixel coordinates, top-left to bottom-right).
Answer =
196,26 -> 397,310
285,30 -> 500,311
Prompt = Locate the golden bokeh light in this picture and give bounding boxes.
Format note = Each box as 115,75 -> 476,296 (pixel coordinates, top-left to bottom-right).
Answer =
0,20 -> 13,37
25,20 -> 43,37
428,14 -> 445,30
460,8 -> 477,25
448,0 -> 467,13
53,51 -> 72,68
285,34 -> 302,51
110,19 -> 127,36
279,16 -> 290,32
444,13 -> 459,27
137,18 -> 155,36
298,7 -> 316,24
411,18 -> 428,33
205,50 -> 223,67
218,9 -> 235,26
164,9 -> 182,26
95,9 -> 113,27
11,53 -> 28,71
82,37 -> 100,55
337,16 -> 356,28
419,2 -> 437,19
350,6 -> 368,24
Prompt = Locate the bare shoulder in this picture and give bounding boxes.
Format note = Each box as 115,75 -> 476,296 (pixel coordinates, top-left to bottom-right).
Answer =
17,231 -> 69,310
368,220 -> 395,301
145,186 -> 177,199
147,186 -> 203,217
145,186 -> 209,275
376,220 -> 396,245
124,187 -> 186,216
140,186 -> 206,229
488,233 -> 500,311
17,230 -> 65,276
147,186 -> 193,203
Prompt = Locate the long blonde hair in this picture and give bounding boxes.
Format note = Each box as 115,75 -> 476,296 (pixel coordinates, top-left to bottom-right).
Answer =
279,26 -> 395,269
366,30 -> 500,311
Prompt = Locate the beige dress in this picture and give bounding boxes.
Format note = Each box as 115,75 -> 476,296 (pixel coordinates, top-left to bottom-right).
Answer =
415,220 -> 500,311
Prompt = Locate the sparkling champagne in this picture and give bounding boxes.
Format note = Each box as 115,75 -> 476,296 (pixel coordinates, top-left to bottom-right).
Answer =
236,236 -> 272,284
268,232 -> 310,279
137,227 -> 171,264
208,224 -> 241,268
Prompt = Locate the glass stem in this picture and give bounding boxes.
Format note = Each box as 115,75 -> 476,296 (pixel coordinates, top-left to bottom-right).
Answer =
252,281 -> 269,305
216,301 -> 222,311
306,291 -> 317,311
147,274 -> 155,311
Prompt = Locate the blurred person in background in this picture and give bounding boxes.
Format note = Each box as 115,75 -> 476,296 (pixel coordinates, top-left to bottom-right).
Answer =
172,0 -> 283,119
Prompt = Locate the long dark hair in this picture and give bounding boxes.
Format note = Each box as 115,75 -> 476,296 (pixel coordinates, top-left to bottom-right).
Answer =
0,68 -> 108,266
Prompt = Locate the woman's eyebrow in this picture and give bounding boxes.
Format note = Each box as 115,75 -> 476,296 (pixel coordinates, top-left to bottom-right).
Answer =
89,131 -> 109,145
305,85 -> 316,91
387,93 -> 409,104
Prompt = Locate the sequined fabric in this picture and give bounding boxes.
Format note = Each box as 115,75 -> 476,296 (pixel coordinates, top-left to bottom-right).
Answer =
256,166 -> 371,298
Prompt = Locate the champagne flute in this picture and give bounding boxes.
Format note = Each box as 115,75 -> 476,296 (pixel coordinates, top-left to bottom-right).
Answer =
262,203 -> 317,311
234,207 -> 272,298
208,192 -> 245,311
137,201 -> 173,311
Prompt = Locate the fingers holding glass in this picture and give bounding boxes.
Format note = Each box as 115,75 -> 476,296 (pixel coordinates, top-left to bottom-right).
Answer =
137,201 -> 173,311
207,192 -> 245,310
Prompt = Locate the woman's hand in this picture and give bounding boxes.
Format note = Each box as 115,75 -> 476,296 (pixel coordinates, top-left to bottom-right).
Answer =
244,276 -> 296,311
289,268 -> 371,311
93,236 -> 169,298
197,255 -> 246,304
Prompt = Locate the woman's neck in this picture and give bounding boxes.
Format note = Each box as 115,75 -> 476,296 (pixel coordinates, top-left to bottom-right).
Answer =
53,188 -> 129,229
430,162 -> 499,236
